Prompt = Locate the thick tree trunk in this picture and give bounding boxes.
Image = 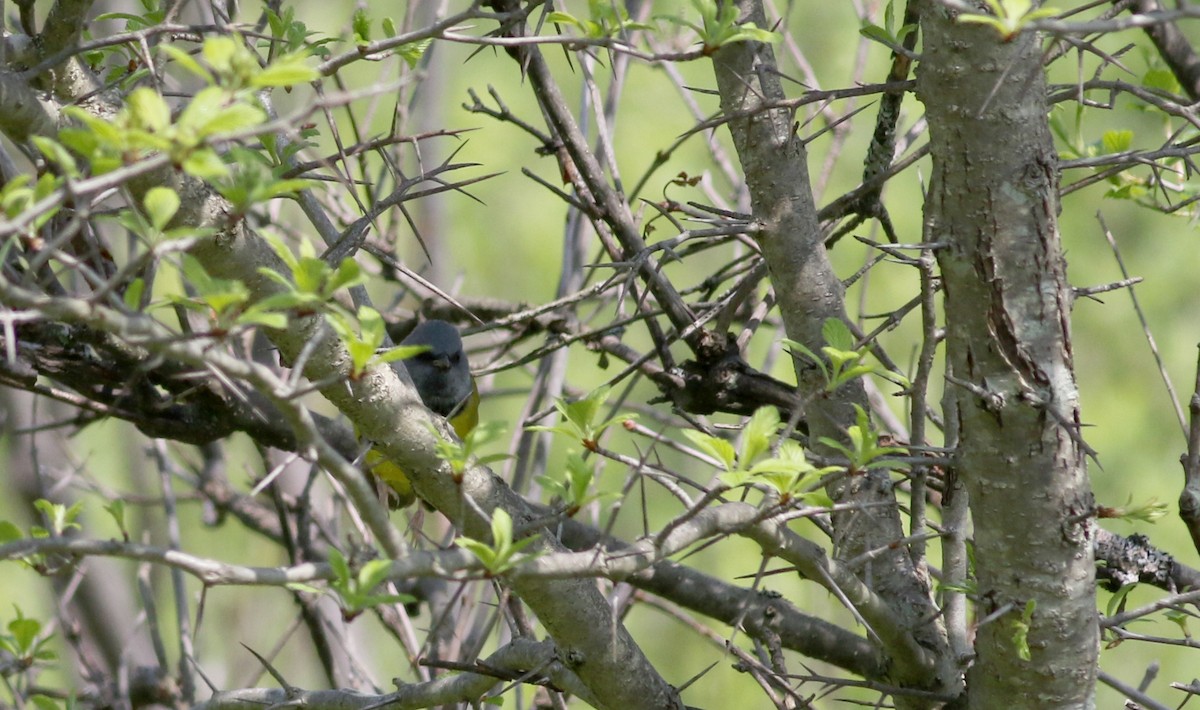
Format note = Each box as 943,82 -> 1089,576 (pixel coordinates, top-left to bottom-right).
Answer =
917,5 -> 1099,707
710,0 -> 957,699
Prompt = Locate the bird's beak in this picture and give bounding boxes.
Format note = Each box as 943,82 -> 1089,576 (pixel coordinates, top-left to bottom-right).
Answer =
433,356 -> 451,371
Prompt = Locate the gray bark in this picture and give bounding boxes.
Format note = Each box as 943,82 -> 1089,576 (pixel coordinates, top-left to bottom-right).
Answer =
917,3 -> 1099,707
709,0 -> 957,699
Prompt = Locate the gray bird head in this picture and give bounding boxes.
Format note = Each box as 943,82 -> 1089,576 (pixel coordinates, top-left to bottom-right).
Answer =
401,320 -> 473,417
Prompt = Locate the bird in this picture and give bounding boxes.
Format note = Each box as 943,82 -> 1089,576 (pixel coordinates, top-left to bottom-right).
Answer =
365,319 -> 479,507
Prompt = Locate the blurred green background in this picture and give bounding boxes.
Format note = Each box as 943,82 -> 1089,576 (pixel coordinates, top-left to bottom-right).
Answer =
3,0 -> 1199,706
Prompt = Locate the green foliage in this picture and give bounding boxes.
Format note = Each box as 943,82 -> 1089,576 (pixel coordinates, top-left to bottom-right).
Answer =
122,278 -> 145,311
327,306 -> 427,379
167,254 -> 288,333
549,0 -> 654,39
29,695 -> 69,710
109,186 -> 213,243
1164,609 -> 1191,638
537,451 -> 616,515
1105,584 -> 1135,617
196,34 -> 318,90
859,0 -> 917,50
0,519 -> 39,570
0,520 -> 22,545
103,500 -> 130,542
527,385 -> 635,450
685,407 -> 837,504
61,85 -> 239,177
786,318 -> 907,393
395,39 -> 432,69
142,187 -> 180,232
818,405 -> 906,474
265,5 -> 329,57
660,0 -> 780,53
31,136 -> 80,178
212,146 -> 317,217
1142,63 -> 1183,95
0,174 -> 60,231
31,500 -> 83,538
352,8 -> 372,46
957,0 -> 1058,40
349,7 -> 429,66
1050,109 -> 1152,202
0,607 -> 57,667
432,421 -> 510,479
58,35 -> 314,182
1104,496 -> 1170,524
1101,130 -> 1133,155
1010,600 -> 1036,662
95,0 -> 166,31
455,509 -> 541,576
0,608 -> 61,706
939,542 -> 978,597
257,234 -> 367,316
1075,59 -> 1200,210
326,548 -> 412,620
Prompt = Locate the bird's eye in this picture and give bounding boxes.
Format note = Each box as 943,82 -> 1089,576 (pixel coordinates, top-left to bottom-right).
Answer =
450,352 -> 461,364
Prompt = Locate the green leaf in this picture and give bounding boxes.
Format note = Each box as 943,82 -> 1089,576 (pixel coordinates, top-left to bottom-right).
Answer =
182,148 -> 229,179
1011,599 -> 1036,661
103,500 -> 129,540
1105,583 -> 1135,617
357,559 -> 394,594
122,278 -> 145,310
491,507 -> 514,545
548,11 -> 582,27
33,499 -> 83,536
1143,67 -> 1182,95
374,343 -> 430,365
784,339 -> 827,379
529,384 -> 634,448
328,548 -> 351,586
682,430 -> 737,471
352,8 -> 371,44
821,318 -> 854,351
29,695 -> 60,710
456,508 -> 540,575
209,102 -> 268,136
202,35 -> 237,74
252,55 -> 319,88
31,137 -> 79,176
160,44 -> 214,83
539,451 -> 609,514
740,406 -> 780,465
860,24 -> 895,45
8,614 -> 41,655
397,39 -> 431,68
327,257 -> 365,293
1101,130 -> 1133,155
235,306 -> 288,330
957,0 -> 1059,39
0,520 -> 23,543
143,186 -> 180,231
127,87 -> 171,132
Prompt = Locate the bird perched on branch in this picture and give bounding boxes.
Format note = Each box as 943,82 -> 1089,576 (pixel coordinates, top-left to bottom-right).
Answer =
365,319 -> 479,507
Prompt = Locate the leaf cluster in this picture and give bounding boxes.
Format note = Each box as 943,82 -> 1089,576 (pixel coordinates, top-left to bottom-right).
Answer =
786,319 -> 908,394
527,384 -> 634,451
686,407 -> 837,504
455,509 -> 541,576
325,548 -> 412,620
